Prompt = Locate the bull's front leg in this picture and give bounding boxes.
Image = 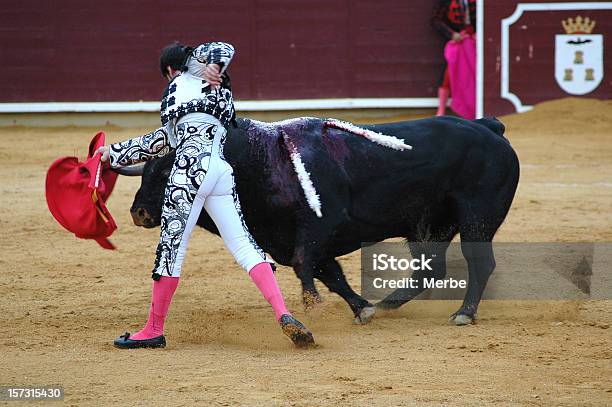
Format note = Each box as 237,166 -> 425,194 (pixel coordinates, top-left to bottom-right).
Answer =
292,245 -> 323,309
315,259 -> 376,324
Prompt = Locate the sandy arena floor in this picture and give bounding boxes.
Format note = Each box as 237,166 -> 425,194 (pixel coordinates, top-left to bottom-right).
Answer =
0,98 -> 610,406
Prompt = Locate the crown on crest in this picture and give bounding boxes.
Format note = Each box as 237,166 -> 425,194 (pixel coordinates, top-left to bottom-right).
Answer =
562,16 -> 596,34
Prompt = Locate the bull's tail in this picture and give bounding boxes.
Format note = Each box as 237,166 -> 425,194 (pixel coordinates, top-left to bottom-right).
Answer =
474,117 -> 506,138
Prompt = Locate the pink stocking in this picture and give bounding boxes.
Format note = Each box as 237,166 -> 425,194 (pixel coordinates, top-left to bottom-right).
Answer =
249,262 -> 290,321
130,276 -> 179,340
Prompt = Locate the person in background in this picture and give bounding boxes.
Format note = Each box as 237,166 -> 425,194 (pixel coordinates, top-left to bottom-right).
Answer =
431,0 -> 477,116
98,41 -> 315,349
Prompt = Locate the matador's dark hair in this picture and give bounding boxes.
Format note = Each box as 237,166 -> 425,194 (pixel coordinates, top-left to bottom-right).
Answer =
159,42 -> 194,78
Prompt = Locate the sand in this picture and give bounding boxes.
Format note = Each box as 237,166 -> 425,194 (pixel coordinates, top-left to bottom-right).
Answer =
0,98 -> 610,406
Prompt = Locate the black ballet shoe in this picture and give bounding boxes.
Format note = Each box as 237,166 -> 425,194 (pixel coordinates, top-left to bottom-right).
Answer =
279,314 -> 315,348
113,332 -> 166,349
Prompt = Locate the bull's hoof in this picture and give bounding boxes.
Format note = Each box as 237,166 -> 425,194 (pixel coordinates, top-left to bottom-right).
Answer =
302,291 -> 323,310
354,306 -> 376,325
449,313 -> 475,326
279,314 -> 315,348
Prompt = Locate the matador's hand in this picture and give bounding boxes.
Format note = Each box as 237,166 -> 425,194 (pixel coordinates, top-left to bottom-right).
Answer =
452,32 -> 463,42
97,146 -> 110,162
203,64 -> 222,89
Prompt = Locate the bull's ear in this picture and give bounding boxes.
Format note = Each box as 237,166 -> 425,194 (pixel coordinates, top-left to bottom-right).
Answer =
112,163 -> 145,176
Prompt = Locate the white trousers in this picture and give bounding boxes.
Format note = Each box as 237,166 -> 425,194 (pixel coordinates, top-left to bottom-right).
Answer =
152,114 -> 268,278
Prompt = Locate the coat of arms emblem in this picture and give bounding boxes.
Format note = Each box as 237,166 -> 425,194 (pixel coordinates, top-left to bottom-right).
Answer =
555,16 -> 603,95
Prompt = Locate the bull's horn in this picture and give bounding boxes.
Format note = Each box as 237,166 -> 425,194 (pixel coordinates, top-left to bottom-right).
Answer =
112,163 -> 145,176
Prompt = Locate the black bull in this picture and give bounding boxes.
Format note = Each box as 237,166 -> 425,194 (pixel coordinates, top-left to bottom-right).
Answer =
120,116 -> 519,325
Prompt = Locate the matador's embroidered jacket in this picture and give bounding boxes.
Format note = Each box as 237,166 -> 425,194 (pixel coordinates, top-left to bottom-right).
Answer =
109,42 -> 236,167
160,42 -> 236,144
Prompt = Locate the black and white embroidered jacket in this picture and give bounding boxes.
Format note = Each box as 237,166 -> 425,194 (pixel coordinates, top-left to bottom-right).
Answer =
160,42 -> 236,135
109,42 -> 235,167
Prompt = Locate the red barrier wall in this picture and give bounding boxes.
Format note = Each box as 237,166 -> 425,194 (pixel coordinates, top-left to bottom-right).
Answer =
0,1 -> 446,103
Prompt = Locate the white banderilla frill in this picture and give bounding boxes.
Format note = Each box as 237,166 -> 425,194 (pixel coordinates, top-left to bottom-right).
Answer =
281,130 -> 323,218
324,119 -> 413,151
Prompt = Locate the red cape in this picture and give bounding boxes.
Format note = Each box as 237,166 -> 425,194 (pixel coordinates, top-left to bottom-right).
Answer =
46,132 -> 119,249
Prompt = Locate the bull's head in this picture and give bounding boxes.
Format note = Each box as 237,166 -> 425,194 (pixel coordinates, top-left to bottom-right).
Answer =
114,152 -> 175,228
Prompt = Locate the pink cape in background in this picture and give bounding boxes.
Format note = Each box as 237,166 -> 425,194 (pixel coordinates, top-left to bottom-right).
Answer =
444,35 -> 476,120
